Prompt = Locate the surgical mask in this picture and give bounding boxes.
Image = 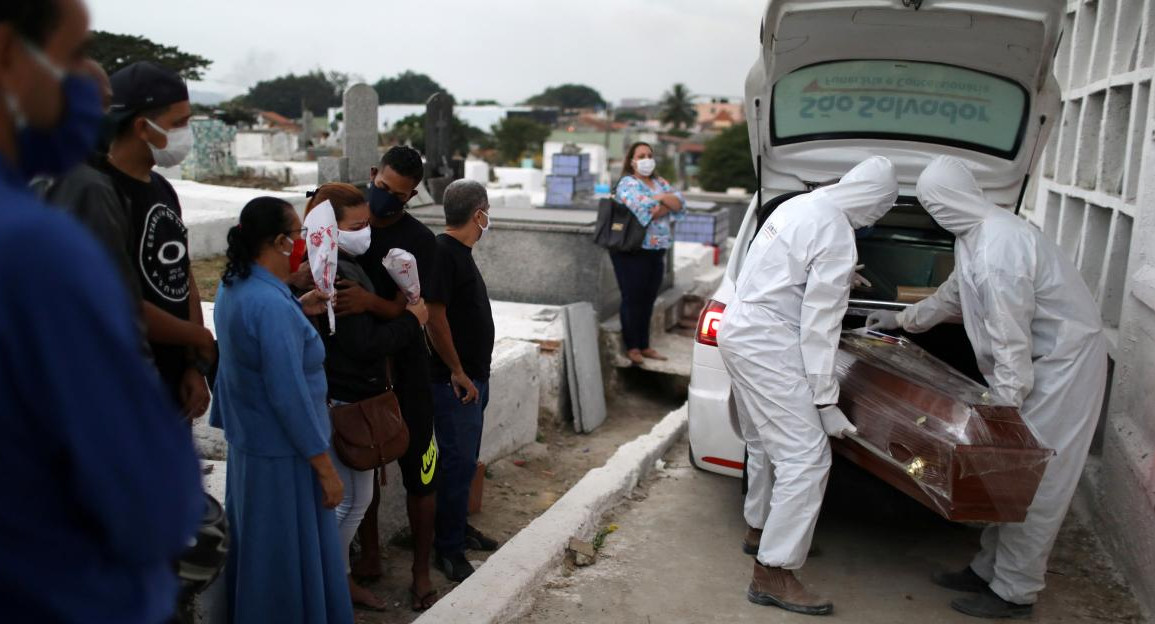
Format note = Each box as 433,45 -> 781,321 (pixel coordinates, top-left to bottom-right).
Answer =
146,119 -> 193,168
635,158 -> 656,177
4,41 -> 103,180
477,210 -> 491,239
338,226 -> 372,257
368,183 -> 406,218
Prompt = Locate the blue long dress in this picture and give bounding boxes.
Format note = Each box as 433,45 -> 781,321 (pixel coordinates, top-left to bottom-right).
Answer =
210,266 -> 353,624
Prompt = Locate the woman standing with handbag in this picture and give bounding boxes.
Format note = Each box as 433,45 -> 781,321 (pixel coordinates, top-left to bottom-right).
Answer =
209,197 -> 352,624
613,142 -> 685,365
302,184 -> 430,611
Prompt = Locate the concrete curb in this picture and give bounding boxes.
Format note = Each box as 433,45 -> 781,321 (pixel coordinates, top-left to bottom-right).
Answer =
414,405 -> 689,624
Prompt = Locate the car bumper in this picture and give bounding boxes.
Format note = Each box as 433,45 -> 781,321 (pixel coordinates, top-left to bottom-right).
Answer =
688,341 -> 744,478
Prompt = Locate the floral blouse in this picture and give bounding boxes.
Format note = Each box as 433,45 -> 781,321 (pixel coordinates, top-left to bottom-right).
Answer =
615,175 -> 685,250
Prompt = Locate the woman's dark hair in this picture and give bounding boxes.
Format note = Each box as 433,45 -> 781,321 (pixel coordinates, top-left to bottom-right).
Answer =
221,197 -> 296,286
620,141 -> 653,180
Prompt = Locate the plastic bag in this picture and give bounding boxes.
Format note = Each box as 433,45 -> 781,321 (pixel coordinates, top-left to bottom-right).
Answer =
384,248 -> 420,304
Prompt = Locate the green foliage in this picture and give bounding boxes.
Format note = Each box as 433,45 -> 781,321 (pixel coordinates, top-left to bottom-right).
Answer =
524,84 -> 605,109
656,156 -> 678,182
660,83 -> 696,131
373,71 -> 449,104
89,31 -> 212,81
699,122 -> 756,193
614,109 -> 646,123
469,99 -> 501,106
386,113 -> 485,156
492,117 -> 551,165
242,71 -> 341,118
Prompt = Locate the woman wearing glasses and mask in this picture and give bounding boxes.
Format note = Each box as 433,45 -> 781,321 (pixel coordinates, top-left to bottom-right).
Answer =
613,142 -> 685,365
209,197 -> 352,624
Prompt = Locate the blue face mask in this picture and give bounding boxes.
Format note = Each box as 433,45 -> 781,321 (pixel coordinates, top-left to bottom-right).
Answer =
7,42 -> 103,181
368,183 -> 407,218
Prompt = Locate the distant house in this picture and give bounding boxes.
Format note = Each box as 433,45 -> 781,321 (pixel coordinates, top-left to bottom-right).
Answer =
256,111 -> 302,133
693,97 -> 744,130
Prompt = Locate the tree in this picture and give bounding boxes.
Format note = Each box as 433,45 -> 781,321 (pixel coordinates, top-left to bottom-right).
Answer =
373,71 -> 450,104
491,117 -> 551,165
524,84 -> 605,110
386,113 -> 486,156
89,31 -> 212,80
242,71 -> 342,118
660,83 -> 697,131
698,122 -> 756,193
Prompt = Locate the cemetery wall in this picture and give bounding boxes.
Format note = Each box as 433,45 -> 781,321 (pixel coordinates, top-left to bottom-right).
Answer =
1023,0 -> 1155,612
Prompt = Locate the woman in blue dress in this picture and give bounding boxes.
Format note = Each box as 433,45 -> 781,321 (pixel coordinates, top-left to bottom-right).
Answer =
613,141 -> 685,365
210,196 -> 353,624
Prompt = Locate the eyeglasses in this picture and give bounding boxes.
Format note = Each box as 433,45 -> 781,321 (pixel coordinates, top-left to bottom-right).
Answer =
285,227 -> 307,239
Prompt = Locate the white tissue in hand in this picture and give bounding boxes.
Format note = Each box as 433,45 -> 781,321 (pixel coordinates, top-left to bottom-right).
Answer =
384,248 -> 421,304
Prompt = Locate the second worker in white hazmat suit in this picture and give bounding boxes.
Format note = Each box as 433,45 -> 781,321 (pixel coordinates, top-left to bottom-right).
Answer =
718,156 -> 897,616
867,156 -> 1109,620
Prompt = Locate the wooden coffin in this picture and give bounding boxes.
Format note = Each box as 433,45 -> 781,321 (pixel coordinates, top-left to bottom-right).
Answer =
830,331 -> 1053,523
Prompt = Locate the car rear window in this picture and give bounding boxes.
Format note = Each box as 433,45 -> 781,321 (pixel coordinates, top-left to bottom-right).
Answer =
772,60 -> 1028,159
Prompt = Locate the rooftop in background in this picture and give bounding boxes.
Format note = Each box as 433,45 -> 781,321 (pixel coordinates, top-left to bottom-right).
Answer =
257,111 -> 301,133
327,103 -> 539,133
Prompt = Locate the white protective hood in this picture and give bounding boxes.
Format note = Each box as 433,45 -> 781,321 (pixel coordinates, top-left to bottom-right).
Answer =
916,155 -> 1000,236
745,0 -> 1063,206
817,155 -> 899,229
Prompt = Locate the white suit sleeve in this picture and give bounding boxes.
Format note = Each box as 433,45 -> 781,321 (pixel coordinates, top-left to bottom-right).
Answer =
899,271 -> 964,333
800,249 -> 856,405
976,269 -> 1036,407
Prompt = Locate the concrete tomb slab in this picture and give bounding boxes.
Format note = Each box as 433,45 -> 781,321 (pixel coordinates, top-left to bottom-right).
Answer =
564,302 -> 606,433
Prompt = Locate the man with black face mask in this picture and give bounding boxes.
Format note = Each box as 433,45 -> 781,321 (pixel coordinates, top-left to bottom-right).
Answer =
329,145 -> 444,611
0,1 -> 203,622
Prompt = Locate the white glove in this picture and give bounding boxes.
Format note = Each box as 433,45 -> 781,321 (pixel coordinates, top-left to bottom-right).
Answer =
865,309 -> 901,331
852,264 -> 872,289
818,405 -> 857,439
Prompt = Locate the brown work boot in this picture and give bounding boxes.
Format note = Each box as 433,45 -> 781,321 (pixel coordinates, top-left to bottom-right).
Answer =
742,526 -> 762,555
747,562 -> 833,616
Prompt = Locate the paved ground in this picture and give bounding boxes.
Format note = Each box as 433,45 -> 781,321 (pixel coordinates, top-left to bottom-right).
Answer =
516,438 -> 1145,624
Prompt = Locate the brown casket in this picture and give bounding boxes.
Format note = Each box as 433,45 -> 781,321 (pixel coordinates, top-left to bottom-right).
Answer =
831,331 -> 1053,523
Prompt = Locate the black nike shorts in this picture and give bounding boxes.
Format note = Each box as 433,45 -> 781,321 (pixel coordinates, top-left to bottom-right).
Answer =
395,381 -> 439,496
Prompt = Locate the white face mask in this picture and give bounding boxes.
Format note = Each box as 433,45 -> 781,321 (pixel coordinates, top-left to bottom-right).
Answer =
337,226 -> 372,257
146,119 -> 193,167
635,157 -> 656,177
477,210 -> 491,238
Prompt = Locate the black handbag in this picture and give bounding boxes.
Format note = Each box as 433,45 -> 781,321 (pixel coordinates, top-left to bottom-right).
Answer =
594,198 -> 647,252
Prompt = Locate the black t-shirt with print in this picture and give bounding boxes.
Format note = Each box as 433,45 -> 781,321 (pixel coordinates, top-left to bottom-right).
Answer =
100,160 -> 191,397
429,234 -> 494,382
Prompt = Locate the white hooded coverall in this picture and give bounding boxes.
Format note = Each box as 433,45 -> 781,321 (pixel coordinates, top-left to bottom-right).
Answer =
897,156 -> 1108,605
717,156 -> 898,569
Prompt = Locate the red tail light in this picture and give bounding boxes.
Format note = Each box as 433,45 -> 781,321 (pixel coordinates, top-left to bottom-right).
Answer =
696,299 -> 727,347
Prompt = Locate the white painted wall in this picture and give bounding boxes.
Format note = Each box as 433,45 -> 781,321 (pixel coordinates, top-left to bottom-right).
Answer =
1024,0 -> 1155,614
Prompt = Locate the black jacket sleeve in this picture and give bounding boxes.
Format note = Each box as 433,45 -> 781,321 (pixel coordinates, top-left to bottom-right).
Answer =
332,308 -> 422,362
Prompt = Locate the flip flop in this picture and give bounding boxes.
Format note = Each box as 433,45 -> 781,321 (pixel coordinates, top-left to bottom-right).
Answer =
410,585 -> 439,612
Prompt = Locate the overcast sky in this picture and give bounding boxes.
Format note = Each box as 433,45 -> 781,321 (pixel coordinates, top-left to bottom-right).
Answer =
88,0 -> 763,105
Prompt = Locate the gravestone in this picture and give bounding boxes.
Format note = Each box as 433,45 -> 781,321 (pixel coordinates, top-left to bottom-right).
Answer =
424,92 -> 457,203
317,156 -> 349,185
299,110 -> 314,151
563,302 -> 607,433
180,118 -> 237,181
342,83 -> 379,185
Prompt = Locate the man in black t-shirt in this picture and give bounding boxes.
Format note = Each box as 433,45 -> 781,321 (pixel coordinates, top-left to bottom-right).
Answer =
426,179 -> 498,582
51,62 -> 214,419
330,146 -> 441,611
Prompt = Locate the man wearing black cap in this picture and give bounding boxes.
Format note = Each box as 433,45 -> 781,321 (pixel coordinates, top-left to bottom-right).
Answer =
50,61 -> 213,419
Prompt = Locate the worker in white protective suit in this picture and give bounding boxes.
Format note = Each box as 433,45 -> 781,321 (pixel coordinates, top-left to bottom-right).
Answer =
717,156 -> 898,617
867,156 -> 1108,620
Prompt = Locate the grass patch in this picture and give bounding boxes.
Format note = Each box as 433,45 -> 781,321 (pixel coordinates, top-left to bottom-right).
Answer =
192,255 -> 228,302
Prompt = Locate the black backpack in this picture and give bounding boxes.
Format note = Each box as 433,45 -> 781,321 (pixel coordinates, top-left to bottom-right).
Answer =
593,197 -> 647,252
